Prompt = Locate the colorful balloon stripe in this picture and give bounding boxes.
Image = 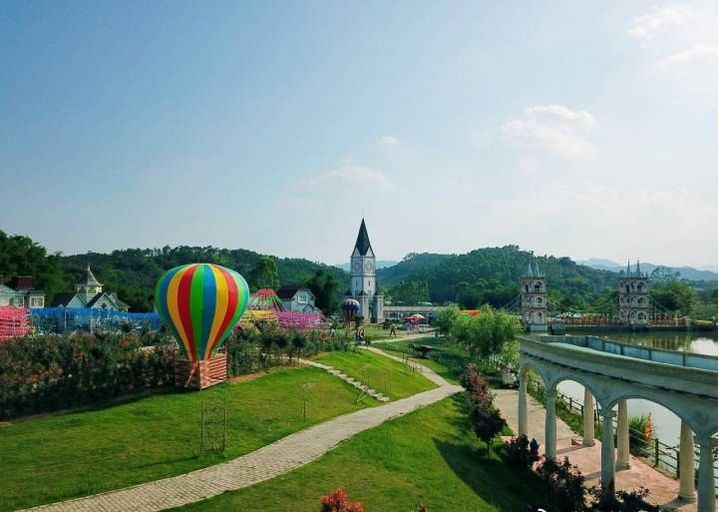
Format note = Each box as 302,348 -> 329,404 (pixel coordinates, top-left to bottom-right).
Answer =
155,263 -> 249,361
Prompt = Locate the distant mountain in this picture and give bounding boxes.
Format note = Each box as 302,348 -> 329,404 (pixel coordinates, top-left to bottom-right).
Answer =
577,259 -> 717,282
377,253 -> 455,288
335,260 -> 400,272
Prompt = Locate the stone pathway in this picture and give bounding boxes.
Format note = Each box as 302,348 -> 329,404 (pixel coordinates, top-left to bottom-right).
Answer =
300,358 -> 390,402
361,346 -> 448,387
22,358 -> 461,512
494,388 -> 699,512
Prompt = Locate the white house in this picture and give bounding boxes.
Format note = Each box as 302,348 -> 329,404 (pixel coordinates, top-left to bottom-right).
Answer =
276,285 -> 321,313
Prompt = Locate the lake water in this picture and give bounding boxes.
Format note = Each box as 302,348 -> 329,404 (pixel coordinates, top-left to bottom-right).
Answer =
555,330 -> 718,447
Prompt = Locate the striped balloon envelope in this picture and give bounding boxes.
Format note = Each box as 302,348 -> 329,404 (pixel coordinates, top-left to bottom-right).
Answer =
154,264 -> 250,361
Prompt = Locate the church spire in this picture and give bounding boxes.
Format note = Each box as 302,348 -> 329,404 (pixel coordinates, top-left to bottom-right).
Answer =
354,218 -> 373,256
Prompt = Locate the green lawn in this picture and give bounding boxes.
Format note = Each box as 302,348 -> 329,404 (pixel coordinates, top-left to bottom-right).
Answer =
174,395 -> 555,512
0,367 -> 376,512
314,349 -> 436,399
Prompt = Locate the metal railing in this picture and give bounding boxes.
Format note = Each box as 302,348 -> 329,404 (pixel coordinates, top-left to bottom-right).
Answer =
525,377 -> 717,488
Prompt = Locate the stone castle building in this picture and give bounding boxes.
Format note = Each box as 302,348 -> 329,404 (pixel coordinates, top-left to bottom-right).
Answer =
618,260 -> 650,326
521,261 -> 547,332
348,219 -> 384,323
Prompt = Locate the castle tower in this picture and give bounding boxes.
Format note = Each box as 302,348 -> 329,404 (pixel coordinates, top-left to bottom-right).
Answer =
349,219 -> 383,322
75,265 -> 103,303
618,260 -> 650,326
521,261 -> 547,332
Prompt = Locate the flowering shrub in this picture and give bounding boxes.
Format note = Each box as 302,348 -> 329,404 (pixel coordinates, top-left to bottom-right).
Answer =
320,487 -> 365,512
461,363 -> 506,457
0,332 -> 174,419
536,457 -> 587,512
504,434 -> 540,471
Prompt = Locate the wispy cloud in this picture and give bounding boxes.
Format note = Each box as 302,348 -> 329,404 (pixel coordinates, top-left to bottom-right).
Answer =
627,3 -> 693,40
500,105 -> 597,160
317,163 -> 393,192
658,43 -> 717,69
377,135 -> 399,146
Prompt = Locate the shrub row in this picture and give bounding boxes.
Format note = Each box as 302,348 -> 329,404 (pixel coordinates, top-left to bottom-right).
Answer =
0,332 -> 174,419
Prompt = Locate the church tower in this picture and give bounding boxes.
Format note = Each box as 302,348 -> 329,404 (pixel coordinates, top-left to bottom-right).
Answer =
521,261 -> 547,332
618,260 -> 650,326
349,219 -> 382,322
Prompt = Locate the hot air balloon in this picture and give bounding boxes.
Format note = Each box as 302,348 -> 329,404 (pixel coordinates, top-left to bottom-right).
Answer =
341,298 -> 360,326
154,263 -> 250,362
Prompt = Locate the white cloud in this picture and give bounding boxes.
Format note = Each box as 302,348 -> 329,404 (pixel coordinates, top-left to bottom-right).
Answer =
658,43 -> 717,69
320,163 -> 393,192
500,105 -> 597,160
377,135 -> 399,146
627,4 -> 693,40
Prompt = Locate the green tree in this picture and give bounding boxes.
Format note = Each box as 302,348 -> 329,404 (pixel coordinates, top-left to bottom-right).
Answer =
650,282 -> 696,316
305,269 -> 340,314
0,230 -> 65,303
248,257 -> 280,291
450,305 -> 522,359
388,280 -> 430,305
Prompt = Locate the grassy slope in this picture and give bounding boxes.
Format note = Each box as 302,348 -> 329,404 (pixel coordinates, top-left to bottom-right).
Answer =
314,349 -> 436,399
174,395 -> 555,512
0,367 -> 375,512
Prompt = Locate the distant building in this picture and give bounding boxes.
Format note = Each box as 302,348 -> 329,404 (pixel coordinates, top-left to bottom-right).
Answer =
54,265 -> 129,311
348,219 -> 384,323
0,276 -> 45,308
276,285 -> 321,313
521,261 -> 547,332
618,260 -> 650,326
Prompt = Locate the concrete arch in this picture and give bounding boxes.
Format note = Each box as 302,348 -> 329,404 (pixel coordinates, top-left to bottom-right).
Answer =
548,375 -> 604,409
605,392 -> 717,440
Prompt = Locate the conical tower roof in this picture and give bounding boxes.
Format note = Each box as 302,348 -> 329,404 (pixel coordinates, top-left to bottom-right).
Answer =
81,265 -> 102,287
353,218 -> 373,256
525,262 -> 534,278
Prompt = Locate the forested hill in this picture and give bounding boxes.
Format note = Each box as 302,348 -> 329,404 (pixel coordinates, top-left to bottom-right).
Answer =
378,246 -> 619,308
59,247 -> 349,311
0,230 -> 348,312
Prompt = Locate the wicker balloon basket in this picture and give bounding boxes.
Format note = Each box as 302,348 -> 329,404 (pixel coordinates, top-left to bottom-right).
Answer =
174,353 -> 228,390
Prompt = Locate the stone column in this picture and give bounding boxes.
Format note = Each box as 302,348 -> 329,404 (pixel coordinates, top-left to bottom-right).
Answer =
697,436 -> 717,512
545,390 -> 556,459
677,421 -> 696,503
616,400 -> 630,470
583,388 -> 595,447
518,374 -> 528,437
600,409 -> 616,493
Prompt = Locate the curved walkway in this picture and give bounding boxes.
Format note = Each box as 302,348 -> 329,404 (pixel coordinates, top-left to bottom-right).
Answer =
22,356 -> 461,512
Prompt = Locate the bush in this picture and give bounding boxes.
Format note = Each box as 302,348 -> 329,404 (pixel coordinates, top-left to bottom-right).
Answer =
320,487 -> 365,512
503,434 -> 540,471
589,486 -> 658,512
536,457 -> 587,512
0,332 -> 174,420
461,363 -> 506,457
628,416 -> 649,456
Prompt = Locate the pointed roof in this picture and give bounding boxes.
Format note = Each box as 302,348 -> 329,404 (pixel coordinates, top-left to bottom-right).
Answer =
353,218 -> 373,256
635,260 -> 642,277
81,265 -> 102,287
525,262 -> 534,278
534,262 -> 544,278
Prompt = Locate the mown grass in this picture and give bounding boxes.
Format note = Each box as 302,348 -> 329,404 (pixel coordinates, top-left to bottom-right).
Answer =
174,395 -> 557,512
0,367 -> 376,512
314,349 -> 436,399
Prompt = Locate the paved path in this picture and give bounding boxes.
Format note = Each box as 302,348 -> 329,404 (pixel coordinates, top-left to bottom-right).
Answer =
494,388 -> 698,511
300,358 -> 390,402
361,346 -> 448,387
22,356 -> 460,512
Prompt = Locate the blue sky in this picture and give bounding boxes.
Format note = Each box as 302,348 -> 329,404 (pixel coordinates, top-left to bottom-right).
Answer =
1,1 -> 716,268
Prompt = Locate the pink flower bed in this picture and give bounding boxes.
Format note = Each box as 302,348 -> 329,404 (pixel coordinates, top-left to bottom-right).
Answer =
276,312 -> 326,330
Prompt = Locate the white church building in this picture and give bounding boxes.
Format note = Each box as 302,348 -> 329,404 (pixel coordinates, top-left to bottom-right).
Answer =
348,219 -> 384,323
